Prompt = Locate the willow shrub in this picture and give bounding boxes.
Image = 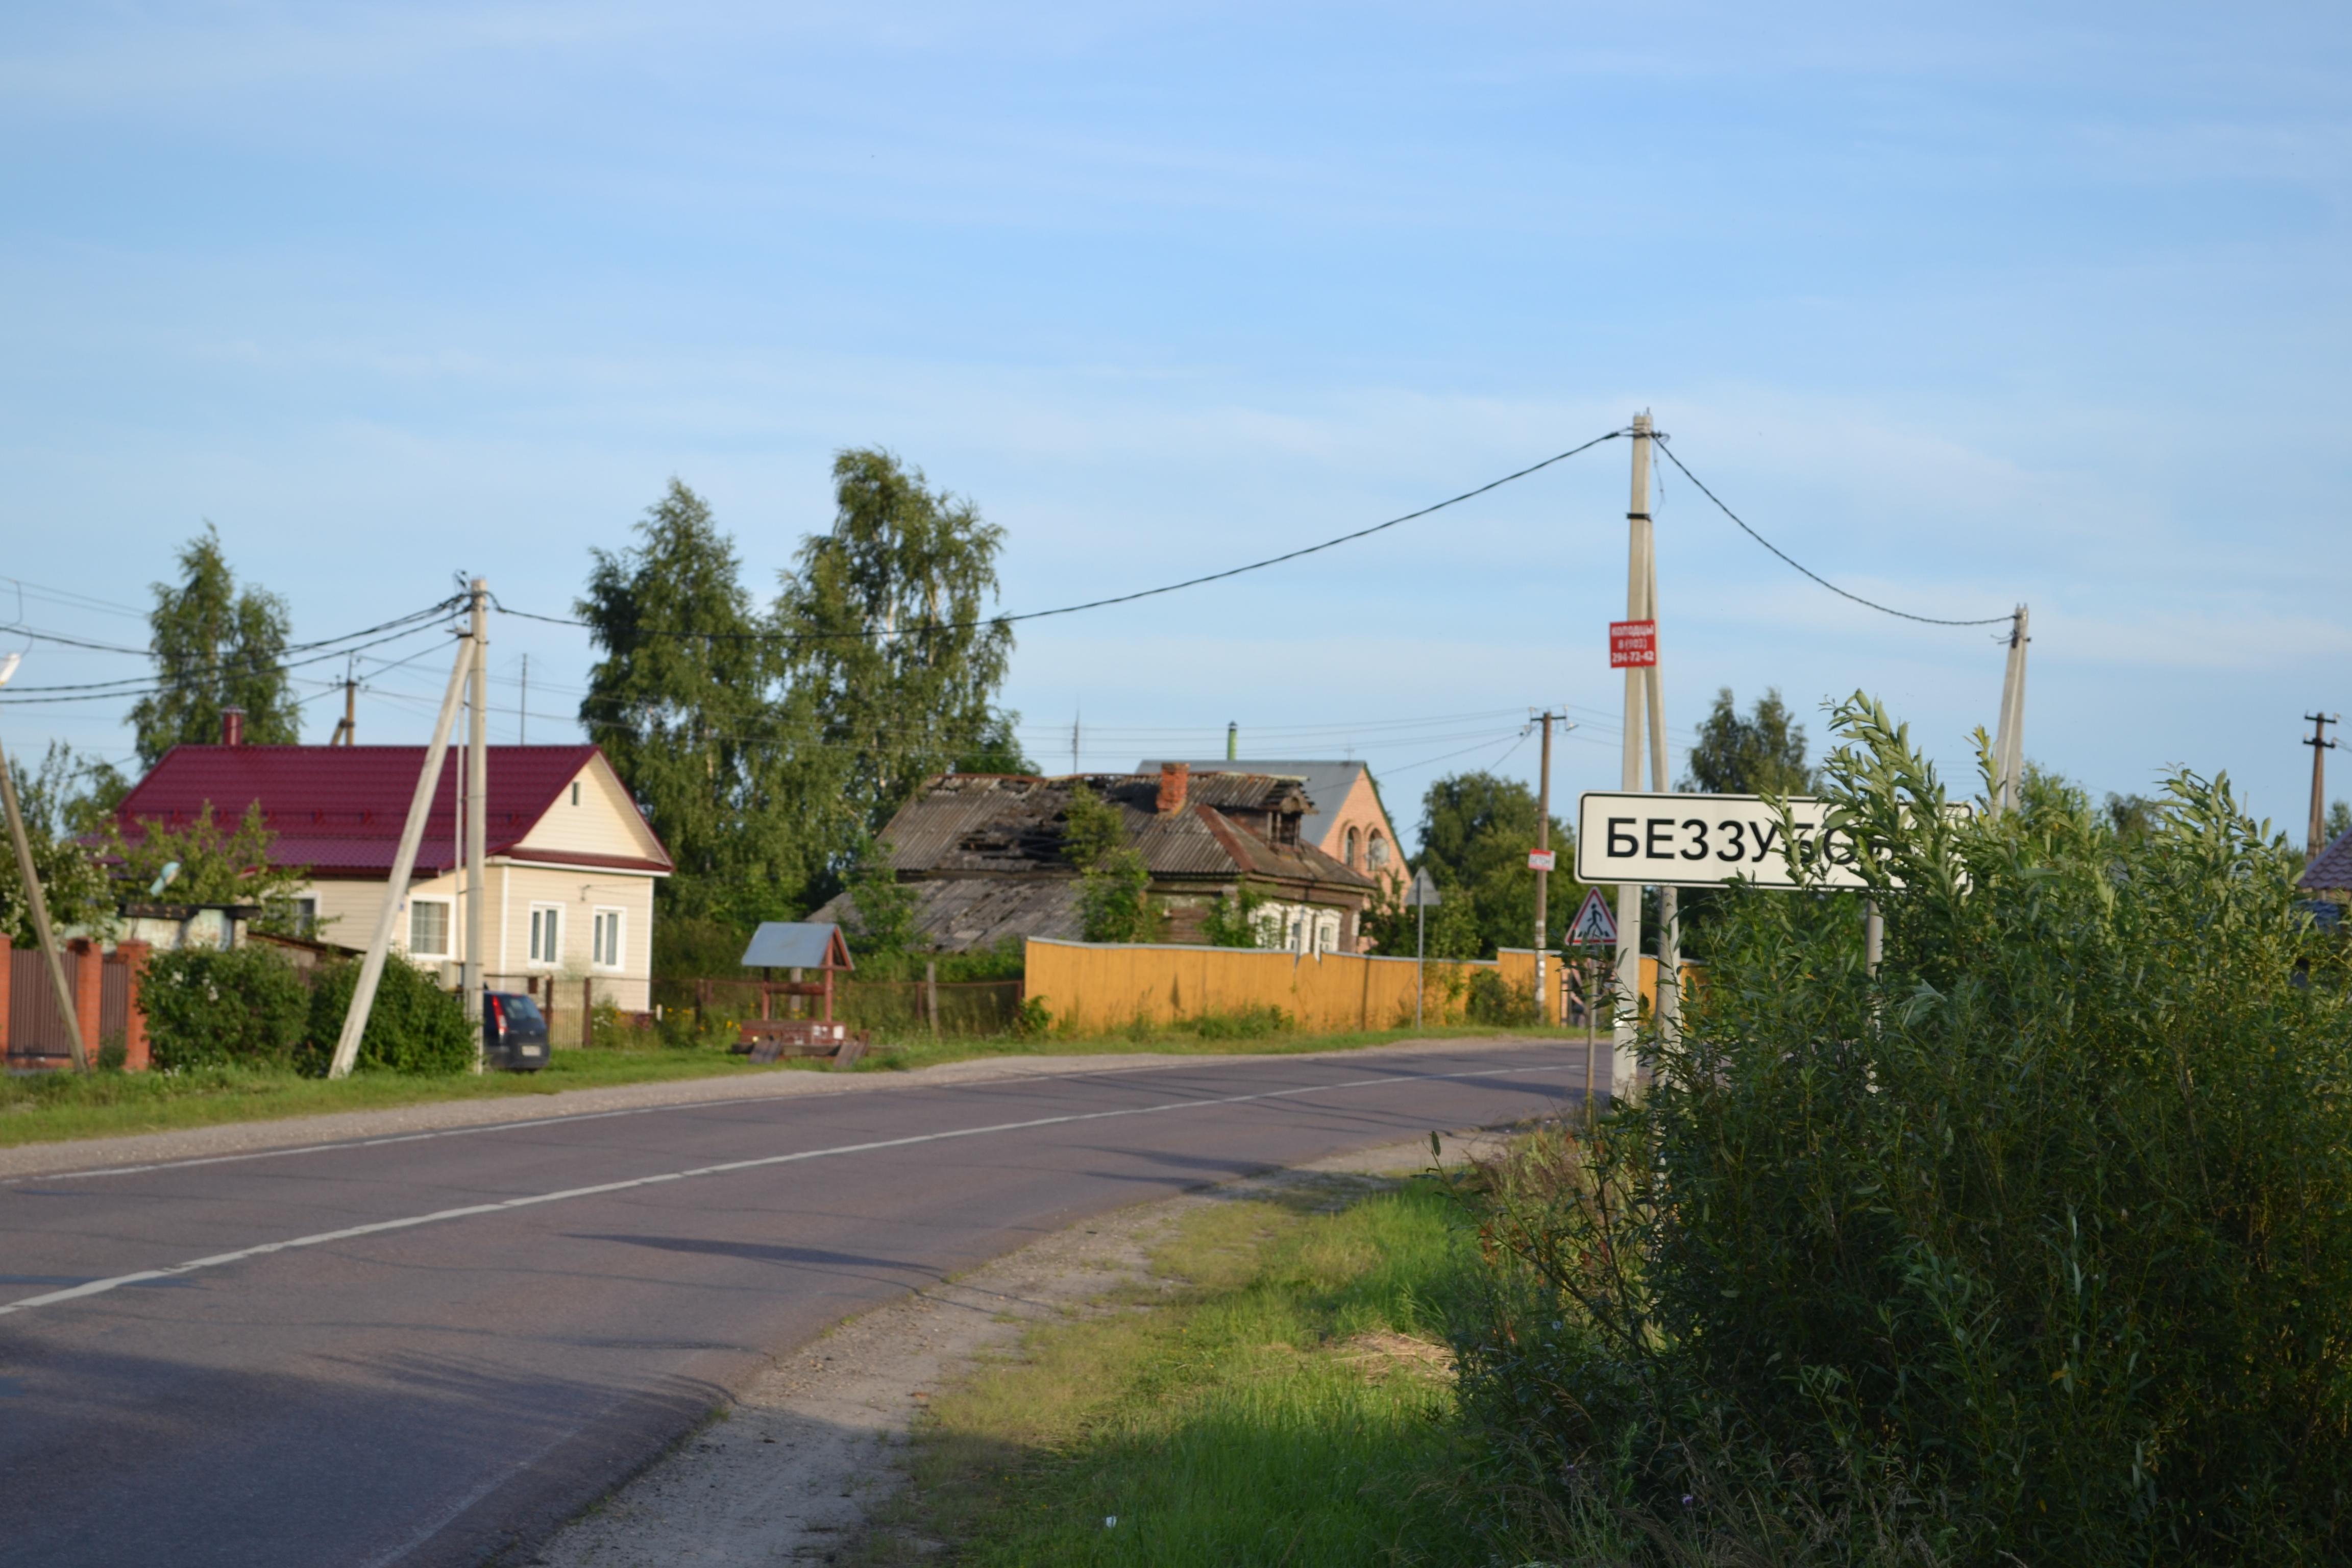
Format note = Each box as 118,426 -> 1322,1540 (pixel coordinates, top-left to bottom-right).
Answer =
1455,695 -> 2352,1565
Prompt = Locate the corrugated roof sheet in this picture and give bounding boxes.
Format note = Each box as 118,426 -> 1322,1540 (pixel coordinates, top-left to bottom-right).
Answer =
112,743 -> 672,877
2302,826 -> 2352,893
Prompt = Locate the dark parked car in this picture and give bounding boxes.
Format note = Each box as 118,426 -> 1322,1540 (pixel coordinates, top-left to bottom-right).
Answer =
483,992 -> 550,1071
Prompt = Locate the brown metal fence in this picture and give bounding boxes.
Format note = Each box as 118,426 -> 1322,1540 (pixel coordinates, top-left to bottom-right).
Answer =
7,946 -> 76,1066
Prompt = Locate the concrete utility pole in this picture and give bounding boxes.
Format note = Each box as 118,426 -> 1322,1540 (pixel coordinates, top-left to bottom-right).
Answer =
332,659 -> 356,746
1644,527 -> 1679,1049
465,579 -> 489,1045
330,633 -> 474,1079
1991,606 -> 2031,813
1531,709 -> 1570,1024
1611,412 -> 1654,1099
2308,713 -> 2341,856
0,654 -> 87,1071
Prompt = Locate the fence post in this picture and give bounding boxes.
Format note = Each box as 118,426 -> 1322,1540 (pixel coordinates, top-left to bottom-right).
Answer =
0,934 -> 11,1061
925,960 -> 939,1036
583,975 -> 594,1047
68,939 -> 102,1062
116,940 -> 152,1071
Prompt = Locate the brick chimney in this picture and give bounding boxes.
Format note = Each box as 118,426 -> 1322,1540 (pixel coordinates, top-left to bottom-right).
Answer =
1156,761 -> 1190,814
220,706 -> 246,746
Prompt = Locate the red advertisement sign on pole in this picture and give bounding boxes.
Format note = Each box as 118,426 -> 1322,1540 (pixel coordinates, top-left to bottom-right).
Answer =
1609,619 -> 1657,668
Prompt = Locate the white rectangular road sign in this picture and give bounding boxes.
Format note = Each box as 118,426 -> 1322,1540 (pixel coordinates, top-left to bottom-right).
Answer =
1575,792 -> 1871,890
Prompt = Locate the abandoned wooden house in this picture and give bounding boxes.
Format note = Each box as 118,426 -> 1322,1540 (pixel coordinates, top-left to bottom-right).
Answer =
810,763 -> 1378,954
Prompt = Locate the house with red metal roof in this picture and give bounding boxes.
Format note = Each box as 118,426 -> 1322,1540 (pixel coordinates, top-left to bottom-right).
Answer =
112,733 -> 672,1012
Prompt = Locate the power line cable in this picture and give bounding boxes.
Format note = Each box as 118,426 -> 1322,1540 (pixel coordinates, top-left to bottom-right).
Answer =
0,619 -> 463,705
492,429 -> 1631,643
0,600 -> 464,698
1651,438 -> 2010,628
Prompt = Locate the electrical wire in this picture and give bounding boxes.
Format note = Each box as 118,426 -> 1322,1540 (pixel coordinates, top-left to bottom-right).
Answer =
1651,438 -> 2011,628
0,618 -> 463,705
492,429 -> 1631,644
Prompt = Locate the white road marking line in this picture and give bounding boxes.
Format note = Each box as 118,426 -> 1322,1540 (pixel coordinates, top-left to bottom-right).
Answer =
0,1064 -> 1572,1319
0,1046 -> 1580,1186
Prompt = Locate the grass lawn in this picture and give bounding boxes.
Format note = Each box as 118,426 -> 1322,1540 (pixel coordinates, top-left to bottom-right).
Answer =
866,1170 -> 1481,1566
0,1023 -> 1575,1151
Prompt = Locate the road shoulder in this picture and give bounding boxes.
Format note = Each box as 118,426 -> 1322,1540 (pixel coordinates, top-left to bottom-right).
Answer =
520,1127 -> 1508,1567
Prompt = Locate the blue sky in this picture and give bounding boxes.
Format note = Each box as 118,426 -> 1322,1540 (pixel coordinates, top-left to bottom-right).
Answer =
3,2 -> 2347,846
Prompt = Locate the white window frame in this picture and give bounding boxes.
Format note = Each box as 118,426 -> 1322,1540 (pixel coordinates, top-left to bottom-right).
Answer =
591,906 -> 626,971
527,903 -> 565,968
407,897 -> 453,958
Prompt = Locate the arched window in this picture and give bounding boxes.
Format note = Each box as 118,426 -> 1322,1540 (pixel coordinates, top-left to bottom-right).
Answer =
1344,827 -> 1361,867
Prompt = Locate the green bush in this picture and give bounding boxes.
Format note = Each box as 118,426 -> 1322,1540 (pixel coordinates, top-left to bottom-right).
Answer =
1185,1003 -> 1292,1039
1464,968 -> 1538,1026
144,946 -> 311,1070
305,959 -> 475,1075
1454,695 -> 2352,1565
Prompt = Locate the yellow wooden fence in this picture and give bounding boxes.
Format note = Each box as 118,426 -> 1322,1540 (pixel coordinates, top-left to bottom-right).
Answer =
1022,938 -> 1667,1034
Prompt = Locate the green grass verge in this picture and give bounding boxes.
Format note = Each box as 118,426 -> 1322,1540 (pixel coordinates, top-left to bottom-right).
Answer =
0,1022 -> 1573,1152
868,1173 -> 1479,1566
854,1020 -> 1571,1074
0,1043 -> 824,1149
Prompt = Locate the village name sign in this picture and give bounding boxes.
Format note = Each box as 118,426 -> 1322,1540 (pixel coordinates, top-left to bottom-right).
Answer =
1575,791 -> 1876,891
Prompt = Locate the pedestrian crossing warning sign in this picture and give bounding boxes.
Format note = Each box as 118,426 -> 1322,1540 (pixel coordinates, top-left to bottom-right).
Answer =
1566,889 -> 1618,946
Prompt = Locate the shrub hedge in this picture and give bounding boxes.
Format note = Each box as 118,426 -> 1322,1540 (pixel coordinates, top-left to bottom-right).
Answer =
304,959 -> 475,1075
144,946 -> 312,1071
139,945 -> 473,1076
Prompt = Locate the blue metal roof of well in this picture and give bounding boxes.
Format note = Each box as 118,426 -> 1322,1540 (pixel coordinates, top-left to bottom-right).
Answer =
741,922 -> 843,968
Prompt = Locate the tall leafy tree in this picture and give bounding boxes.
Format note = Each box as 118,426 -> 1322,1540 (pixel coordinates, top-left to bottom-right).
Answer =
1680,687 -> 1816,796
129,525 -> 301,767
1378,770 -> 1584,959
577,480 -> 800,926
772,448 -> 1016,878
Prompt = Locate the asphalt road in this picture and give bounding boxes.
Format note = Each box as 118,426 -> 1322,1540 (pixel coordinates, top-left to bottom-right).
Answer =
0,1041 -> 1589,1567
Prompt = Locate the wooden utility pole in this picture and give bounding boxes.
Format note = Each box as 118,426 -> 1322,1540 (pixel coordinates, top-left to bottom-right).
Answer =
2307,713 -> 2341,856
0,656 -> 87,1072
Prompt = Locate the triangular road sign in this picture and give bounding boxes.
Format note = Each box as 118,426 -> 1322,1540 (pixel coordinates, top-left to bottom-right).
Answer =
1565,888 -> 1618,946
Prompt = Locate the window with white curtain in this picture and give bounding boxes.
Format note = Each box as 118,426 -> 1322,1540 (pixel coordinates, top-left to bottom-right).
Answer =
592,908 -> 625,970
528,904 -> 563,967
